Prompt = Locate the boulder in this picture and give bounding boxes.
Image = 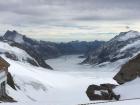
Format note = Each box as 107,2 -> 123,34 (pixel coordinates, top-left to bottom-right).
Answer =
86,84 -> 120,101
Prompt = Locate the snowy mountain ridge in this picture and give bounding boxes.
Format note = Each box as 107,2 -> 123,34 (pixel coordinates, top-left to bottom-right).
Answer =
117,30 -> 140,41
82,30 -> 140,65
0,30 -> 104,69
3,30 -> 24,44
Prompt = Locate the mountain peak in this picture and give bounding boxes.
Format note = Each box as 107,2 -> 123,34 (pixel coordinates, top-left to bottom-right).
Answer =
117,30 -> 140,41
4,30 -> 18,36
3,30 -> 24,43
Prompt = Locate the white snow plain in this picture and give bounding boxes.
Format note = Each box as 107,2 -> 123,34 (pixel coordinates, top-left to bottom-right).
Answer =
0,55 -> 139,105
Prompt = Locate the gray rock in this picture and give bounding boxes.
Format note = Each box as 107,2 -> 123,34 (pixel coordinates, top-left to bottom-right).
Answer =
114,53 -> 140,84
86,84 -> 120,101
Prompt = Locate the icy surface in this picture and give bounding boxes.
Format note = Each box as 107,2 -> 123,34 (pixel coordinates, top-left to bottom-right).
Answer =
118,31 -> 140,41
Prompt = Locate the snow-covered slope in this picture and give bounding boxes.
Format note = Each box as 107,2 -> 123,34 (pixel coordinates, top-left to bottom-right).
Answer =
4,55 -> 140,105
0,55 -> 120,105
82,30 -> 140,65
0,41 -> 37,65
118,30 -> 140,41
114,78 -> 140,99
0,51 -> 139,105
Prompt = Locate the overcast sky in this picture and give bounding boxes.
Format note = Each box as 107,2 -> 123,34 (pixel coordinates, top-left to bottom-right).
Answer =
0,0 -> 140,42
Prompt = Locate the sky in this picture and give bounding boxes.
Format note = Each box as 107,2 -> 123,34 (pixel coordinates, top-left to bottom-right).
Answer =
0,0 -> 140,42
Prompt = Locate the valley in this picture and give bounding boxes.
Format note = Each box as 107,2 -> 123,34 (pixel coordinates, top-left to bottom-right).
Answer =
4,55 -> 117,105
0,30 -> 139,105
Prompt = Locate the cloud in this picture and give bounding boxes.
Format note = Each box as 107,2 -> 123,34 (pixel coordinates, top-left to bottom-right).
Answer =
0,0 -> 140,24
0,0 -> 140,41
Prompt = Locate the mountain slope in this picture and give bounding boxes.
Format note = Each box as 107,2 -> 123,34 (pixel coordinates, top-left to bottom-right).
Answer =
1,30 -> 54,69
82,30 -> 140,64
1,30 -> 105,69
3,30 -> 61,60
0,39 -> 53,70
3,30 -> 105,58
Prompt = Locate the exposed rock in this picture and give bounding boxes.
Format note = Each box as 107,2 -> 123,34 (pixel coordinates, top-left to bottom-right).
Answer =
55,40 -> 105,56
26,58 -> 39,67
114,53 -> 140,84
3,30 -> 105,59
10,42 -> 53,70
5,52 -> 18,61
0,95 -> 16,102
7,72 -> 16,90
3,30 -> 61,60
3,30 -> 24,43
86,84 -> 120,101
100,83 -> 117,89
4,52 -> 39,67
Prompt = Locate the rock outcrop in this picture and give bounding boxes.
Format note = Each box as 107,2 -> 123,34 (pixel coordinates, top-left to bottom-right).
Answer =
86,83 -> 120,100
7,72 -> 16,90
114,53 -> 140,84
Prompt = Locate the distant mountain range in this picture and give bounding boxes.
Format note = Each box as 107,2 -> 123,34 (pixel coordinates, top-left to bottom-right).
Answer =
2,30 -> 140,70
0,30 -> 104,69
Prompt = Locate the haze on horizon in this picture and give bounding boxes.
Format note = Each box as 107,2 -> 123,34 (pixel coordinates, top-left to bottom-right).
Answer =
0,0 -> 140,42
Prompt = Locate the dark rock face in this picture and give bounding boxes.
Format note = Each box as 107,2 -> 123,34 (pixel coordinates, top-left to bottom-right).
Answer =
86,84 -> 120,100
10,42 -> 53,70
3,30 -> 61,60
0,95 -> 16,102
5,52 -> 18,61
2,30 -> 53,69
55,40 -> 105,56
3,30 -> 19,42
82,30 -> 140,64
23,38 -> 61,60
114,53 -> 140,84
26,58 -> 39,67
4,50 -> 39,68
7,72 -> 16,90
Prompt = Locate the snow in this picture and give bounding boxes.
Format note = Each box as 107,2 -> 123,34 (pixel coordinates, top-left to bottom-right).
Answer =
118,31 -> 140,41
78,78 -> 140,105
14,34 -> 24,44
0,54 -> 122,105
0,52 -> 137,105
0,41 -> 34,62
0,71 -> 7,84
120,40 -> 140,52
114,78 -> 140,99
